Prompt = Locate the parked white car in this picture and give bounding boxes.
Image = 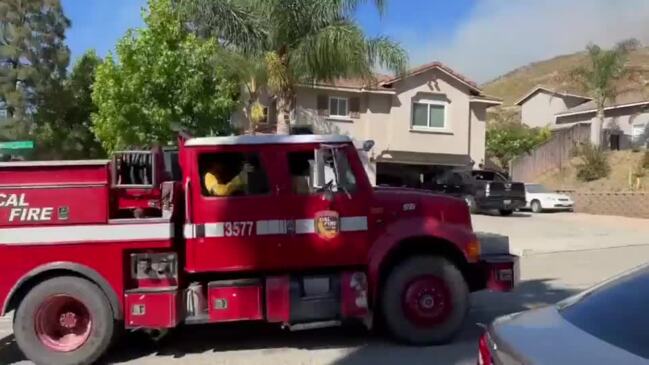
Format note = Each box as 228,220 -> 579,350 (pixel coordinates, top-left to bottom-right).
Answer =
524,183 -> 574,213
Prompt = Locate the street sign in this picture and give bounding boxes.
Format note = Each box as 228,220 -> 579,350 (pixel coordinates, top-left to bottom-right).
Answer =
0,141 -> 34,150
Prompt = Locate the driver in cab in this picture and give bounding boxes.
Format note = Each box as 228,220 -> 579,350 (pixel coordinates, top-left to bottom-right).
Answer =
204,155 -> 248,197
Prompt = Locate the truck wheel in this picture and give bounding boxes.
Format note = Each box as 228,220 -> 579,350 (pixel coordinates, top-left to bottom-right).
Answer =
381,256 -> 468,345
13,277 -> 114,365
499,209 -> 513,216
464,196 -> 478,214
531,200 -> 543,213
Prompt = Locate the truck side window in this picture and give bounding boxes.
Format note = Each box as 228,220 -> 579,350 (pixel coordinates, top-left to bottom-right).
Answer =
448,172 -> 464,185
437,171 -> 463,185
287,151 -> 315,194
199,153 -> 269,197
287,149 -> 357,195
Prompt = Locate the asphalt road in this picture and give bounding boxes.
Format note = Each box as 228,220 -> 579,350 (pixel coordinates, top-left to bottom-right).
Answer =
473,211 -> 649,256
1,214 -> 649,365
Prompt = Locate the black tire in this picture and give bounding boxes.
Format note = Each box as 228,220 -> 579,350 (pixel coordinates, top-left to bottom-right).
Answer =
531,200 -> 543,213
464,195 -> 478,214
499,209 -> 514,216
14,277 -> 115,365
381,256 -> 469,345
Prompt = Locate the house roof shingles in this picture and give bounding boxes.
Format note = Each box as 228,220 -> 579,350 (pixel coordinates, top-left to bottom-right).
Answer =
308,61 -> 500,102
556,93 -> 649,118
311,74 -> 391,90
379,61 -> 480,91
514,86 -> 592,106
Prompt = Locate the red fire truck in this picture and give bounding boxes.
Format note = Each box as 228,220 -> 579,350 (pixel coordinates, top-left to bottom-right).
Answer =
0,134 -> 518,365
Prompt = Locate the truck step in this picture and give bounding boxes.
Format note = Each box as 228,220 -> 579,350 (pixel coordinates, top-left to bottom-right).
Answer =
184,313 -> 210,325
286,320 -> 341,332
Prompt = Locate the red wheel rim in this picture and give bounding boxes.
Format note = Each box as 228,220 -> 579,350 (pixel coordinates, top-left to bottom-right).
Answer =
402,275 -> 452,327
34,295 -> 92,352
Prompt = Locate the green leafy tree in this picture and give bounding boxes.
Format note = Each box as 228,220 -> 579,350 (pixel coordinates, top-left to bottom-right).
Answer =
486,121 -> 551,170
572,40 -> 636,147
181,0 -> 408,134
35,50 -> 105,159
92,0 -> 239,152
0,0 -> 70,138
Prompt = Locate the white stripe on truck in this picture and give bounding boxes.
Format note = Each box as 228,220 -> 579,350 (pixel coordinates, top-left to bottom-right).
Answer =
184,216 -> 368,239
0,223 -> 174,245
0,216 -> 368,244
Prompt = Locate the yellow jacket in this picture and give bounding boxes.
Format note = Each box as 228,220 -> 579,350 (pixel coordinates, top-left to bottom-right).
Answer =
204,172 -> 245,196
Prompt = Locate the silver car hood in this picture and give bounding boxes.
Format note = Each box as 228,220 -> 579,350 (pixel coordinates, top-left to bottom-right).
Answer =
491,306 -> 648,365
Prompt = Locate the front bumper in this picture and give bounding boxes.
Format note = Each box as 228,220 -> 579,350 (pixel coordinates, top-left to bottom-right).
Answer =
470,232 -> 520,292
479,254 -> 520,292
550,202 -> 574,209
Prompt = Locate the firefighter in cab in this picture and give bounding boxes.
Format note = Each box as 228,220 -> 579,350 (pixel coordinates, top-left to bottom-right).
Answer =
204,154 -> 248,196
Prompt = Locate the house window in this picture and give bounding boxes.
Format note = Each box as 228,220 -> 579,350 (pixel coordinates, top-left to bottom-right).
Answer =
0,108 -> 7,120
412,101 -> 446,129
329,96 -> 348,117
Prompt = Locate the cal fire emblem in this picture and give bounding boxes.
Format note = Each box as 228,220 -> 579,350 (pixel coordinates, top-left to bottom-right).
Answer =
315,210 -> 340,239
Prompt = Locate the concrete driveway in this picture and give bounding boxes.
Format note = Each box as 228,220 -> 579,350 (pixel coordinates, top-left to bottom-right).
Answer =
1,213 -> 649,365
473,212 -> 649,256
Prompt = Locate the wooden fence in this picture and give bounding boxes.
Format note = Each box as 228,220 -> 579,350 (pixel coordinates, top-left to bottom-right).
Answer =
510,124 -> 590,182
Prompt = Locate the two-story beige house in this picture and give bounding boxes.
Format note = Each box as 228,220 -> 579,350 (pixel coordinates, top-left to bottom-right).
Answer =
233,62 -> 502,185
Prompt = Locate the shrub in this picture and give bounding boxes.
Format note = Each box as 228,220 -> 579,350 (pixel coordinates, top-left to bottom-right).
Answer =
642,150 -> 649,169
575,143 -> 610,182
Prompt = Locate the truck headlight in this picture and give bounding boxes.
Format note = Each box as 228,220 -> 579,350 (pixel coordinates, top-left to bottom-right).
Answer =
466,239 -> 481,262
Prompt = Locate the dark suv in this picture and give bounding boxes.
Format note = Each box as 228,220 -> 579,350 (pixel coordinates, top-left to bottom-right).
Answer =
423,169 -> 526,216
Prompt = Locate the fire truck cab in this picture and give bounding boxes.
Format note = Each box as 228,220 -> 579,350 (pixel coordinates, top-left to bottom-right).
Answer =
0,134 -> 518,365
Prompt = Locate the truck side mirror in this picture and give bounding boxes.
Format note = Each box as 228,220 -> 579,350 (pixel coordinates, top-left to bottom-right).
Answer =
309,149 -> 326,189
310,148 -> 338,199
362,140 -> 375,152
321,181 -> 334,202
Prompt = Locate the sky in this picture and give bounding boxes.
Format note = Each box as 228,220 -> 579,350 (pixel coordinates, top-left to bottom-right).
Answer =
61,0 -> 649,84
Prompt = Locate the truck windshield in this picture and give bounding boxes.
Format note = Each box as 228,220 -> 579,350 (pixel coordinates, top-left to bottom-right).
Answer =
326,148 -> 357,193
558,264 -> 649,359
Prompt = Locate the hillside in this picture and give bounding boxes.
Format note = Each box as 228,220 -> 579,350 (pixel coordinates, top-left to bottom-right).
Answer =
536,151 -> 649,192
482,47 -> 649,106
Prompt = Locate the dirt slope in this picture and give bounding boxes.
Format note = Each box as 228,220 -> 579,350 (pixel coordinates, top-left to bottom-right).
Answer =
482,48 -> 649,105
535,151 -> 649,192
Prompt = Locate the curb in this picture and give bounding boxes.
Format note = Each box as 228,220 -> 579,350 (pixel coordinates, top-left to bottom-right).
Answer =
514,242 -> 649,257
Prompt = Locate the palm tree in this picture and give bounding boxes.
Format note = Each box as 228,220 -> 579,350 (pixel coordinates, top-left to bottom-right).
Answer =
181,0 -> 408,134
219,51 -> 269,134
572,40 -> 636,146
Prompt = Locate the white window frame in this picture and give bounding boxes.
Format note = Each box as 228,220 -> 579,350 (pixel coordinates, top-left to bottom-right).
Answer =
632,123 -> 646,142
410,100 -> 448,132
329,96 -> 349,118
